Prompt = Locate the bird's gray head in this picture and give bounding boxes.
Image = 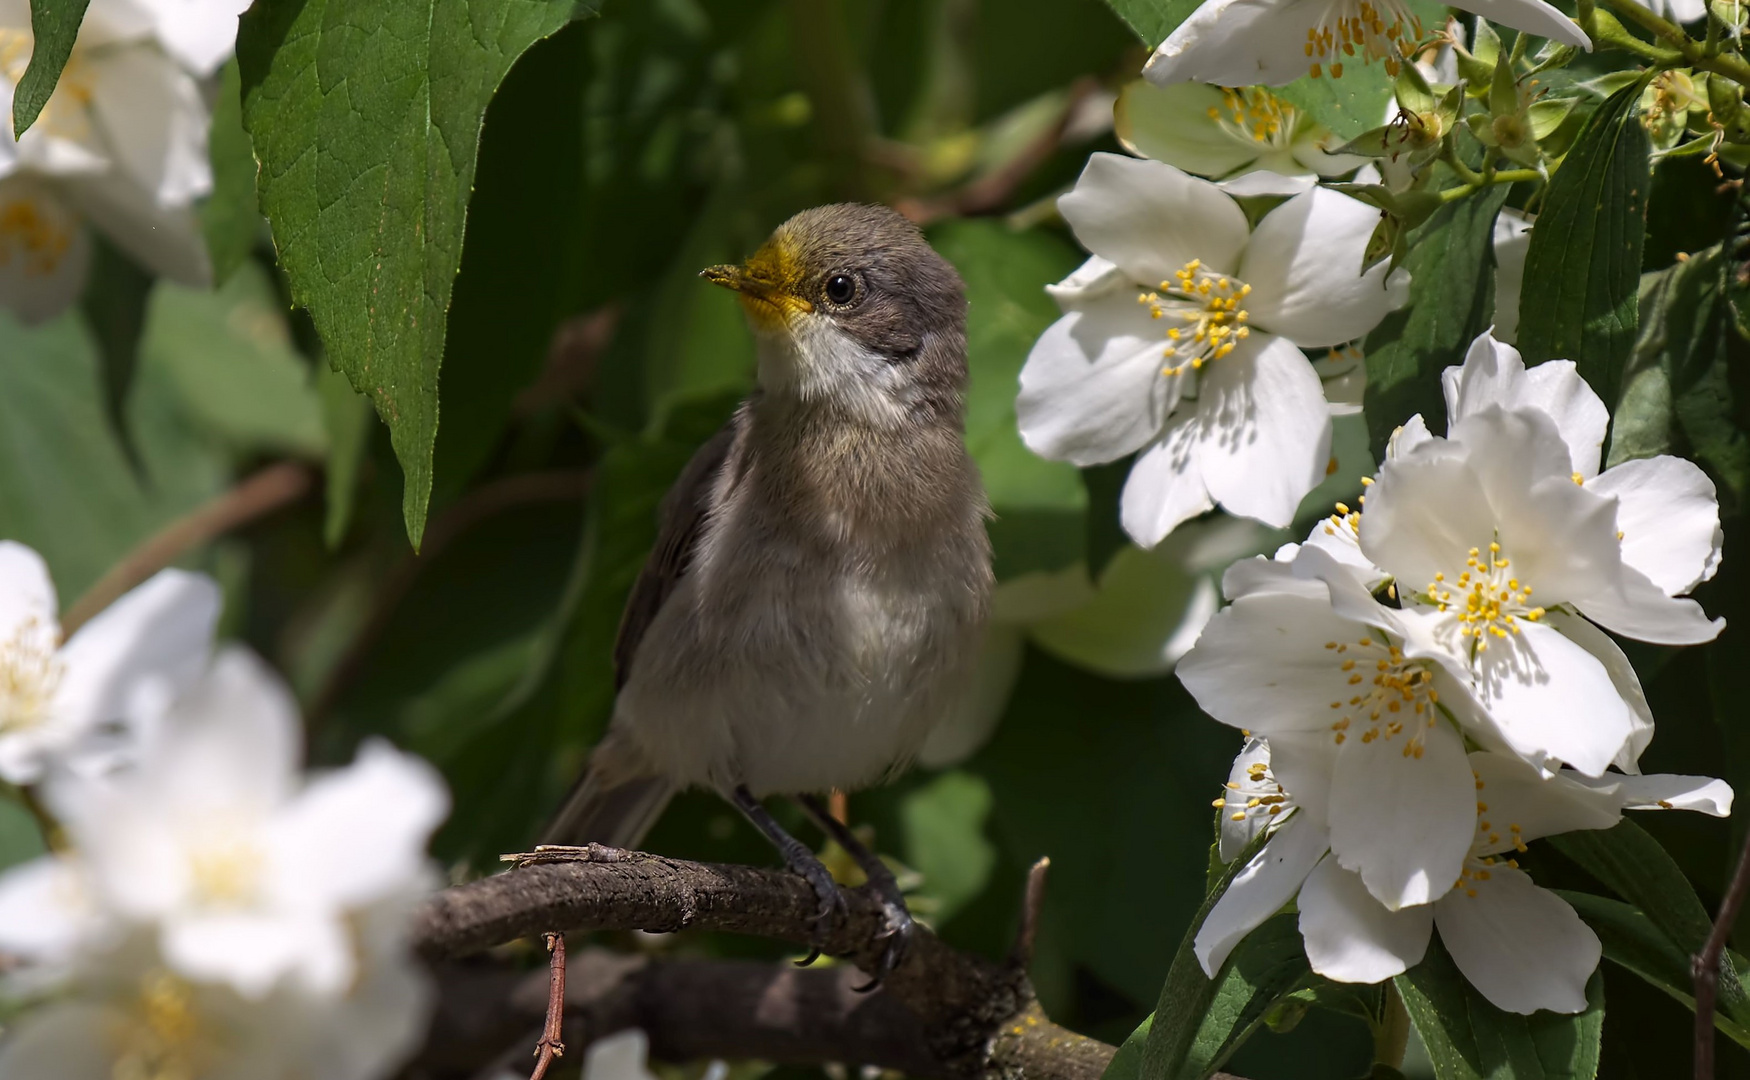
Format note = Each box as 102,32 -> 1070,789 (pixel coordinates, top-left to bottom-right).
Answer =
701,203 -> 968,429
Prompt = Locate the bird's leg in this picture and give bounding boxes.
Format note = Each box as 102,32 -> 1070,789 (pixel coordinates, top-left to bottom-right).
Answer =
796,793 -> 914,989
730,785 -> 846,966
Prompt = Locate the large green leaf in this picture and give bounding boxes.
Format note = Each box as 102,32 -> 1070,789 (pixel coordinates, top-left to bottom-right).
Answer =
1551,821 -> 1750,1020
897,770 -> 997,926
14,0 -> 90,137
1183,913 -> 1312,1077
1517,82 -> 1650,409
1139,827 -> 1274,1080
236,0 -> 598,546
1397,939 -> 1604,1080
1559,890 -> 1750,1048
1096,0 -> 1198,51
929,219 -> 1087,580
1276,64 -> 1396,141
1104,1014 -> 1155,1080
1361,187 -> 1510,460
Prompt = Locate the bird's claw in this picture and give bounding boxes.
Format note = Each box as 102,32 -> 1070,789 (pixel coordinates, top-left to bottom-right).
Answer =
786,848 -> 847,967
852,880 -> 915,991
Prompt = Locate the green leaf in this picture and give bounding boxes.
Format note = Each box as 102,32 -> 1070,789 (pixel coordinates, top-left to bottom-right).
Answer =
1517,82 -> 1651,408
318,362 -> 373,547
1558,890 -> 1750,1048
1278,64 -> 1397,141
14,0 -> 90,137
201,60 -> 262,288
79,237 -> 154,456
897,770 -> 997,925
1184,913 -> 1312,1077
1098,0 -> 1200,47
236,0 -> 598,547
1361,187 -> 1510,460
1396,938 -> 1604,1080
1139,826 -> 1273,1080
0,792 -> 46,873
1104,1014 -> 1155,1080
929,219 -> 1087,579
1551,820 -> 1750,1024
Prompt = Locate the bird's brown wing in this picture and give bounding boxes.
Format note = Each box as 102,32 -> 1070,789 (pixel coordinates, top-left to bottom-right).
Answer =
612,413 -> 745,690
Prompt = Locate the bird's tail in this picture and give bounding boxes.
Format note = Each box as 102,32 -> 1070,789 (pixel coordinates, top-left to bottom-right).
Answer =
538,734 -> 675,849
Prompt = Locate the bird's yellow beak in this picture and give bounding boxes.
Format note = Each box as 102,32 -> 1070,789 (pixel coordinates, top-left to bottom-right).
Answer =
701,242 -> 814,331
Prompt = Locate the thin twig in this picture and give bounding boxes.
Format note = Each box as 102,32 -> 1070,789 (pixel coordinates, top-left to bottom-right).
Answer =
60,462 -> 314,637
1009,856 -> 1051,970
529,932 -> 568,1080
1695,831 -> 1750,1079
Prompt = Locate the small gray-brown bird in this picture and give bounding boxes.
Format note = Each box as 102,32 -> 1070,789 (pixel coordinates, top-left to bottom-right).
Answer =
541,203 -> 993,978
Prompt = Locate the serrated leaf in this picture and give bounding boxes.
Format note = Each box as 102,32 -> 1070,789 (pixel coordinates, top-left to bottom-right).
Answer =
1396,938 -> 1603,1080
1361,187 -> 1510,460
236,0 -> 598,547
1278,64 -> 1397,141
1551,820 -> 1750,1020
14,0 -> 90,137
1183,913 -> 1311,1077
1559,890 -> 1750,1048
1098,0 -> 1201,47
201,60 -> 261,288
1138,826 -> 1273,1080
1517,82 -> 1650,408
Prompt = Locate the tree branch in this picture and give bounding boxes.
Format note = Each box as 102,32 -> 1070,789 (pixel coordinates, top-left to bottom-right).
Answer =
411,846 -> 1190,1080
61,462 -> 314,636
1695,829 -> 1750,1079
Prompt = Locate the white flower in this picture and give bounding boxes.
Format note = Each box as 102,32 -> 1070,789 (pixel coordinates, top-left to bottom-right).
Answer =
0,0 -> 214,321
1017,153 -> 1405,547
0,540 -> 218,784
1198,738 -> 1730,1014
1642,0 -> 1706,22
117,0 -> 252,77
1179,550 -> 1494,910
1142,0 -> 1589,89
40,647 -> 450,999
1491,209 -> 1534,344
0,927 -> 432,1080
1114,81 -> 1361,194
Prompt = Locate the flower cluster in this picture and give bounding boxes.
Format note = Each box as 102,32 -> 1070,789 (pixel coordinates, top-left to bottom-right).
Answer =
0,0 -> 249,322
0,542 -> 448,1079
1174,331 -> 1729,1013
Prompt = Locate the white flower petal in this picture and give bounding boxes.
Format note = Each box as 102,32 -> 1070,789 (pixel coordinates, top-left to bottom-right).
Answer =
584,1030 -> 661,1080
1017,295 -> 1184,466
1460,0 -> 1592,48
1219,737 -> 1276,861
1542,609 -> 1653,773
1571,566 -> 1724,646
1435,867 -> 1601,1014
1045,255 -> 1129,308
1467,619 -> 1637,777
1240,186 -> 1407,348
1217,170 -> 1317,197
1386,413 -> 1433,459
1588,455 -> 1722,595
1328,720 -> 1474,909
1298,855 -> 1433,983
0,178 -> 91,324
129,0 -> 251,76
1491,212 -> 1533,343
0,856 -> 98,969
1194,811 -> 1329,974
62,172 -> 212,286
1177,587 -> 1369,736
55,568 -> 219,753
1441,333 -> 1607,478
1114,81 -> 1265,180
1565,771 -> 1734,816
0,539 -> 58,637
1468,751 -> 1623,852
1144,0 -> 1328,87
162,909 -> 353,998
1121,412 -> 1214,546
1058,154 -> 1249,286
268,740 -> 447,910
1194,334 -> 1332,528
1264,729 -> 1340,821
85,45 -> 212,207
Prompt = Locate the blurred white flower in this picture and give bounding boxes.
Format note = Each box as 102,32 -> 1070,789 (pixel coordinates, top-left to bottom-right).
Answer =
119,0 -> 252,77
1017,153 -> 1405,547
1114,81 -> 1361,194
1642,0 -> 1706,22
1197,738 -> 1730,1014
0,0 -> 218,321
1491,209 -> 1533,344
0,927 -> 432,1080
0,539 -> 218,784
1142,0 -> 1589,89
33,647 -> 450,999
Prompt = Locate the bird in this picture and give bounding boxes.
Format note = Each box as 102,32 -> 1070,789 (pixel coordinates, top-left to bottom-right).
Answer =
539,203 -> 993,979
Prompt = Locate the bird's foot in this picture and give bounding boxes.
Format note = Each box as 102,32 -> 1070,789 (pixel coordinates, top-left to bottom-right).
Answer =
796,794 -> 915,990
730,786 -> 847,966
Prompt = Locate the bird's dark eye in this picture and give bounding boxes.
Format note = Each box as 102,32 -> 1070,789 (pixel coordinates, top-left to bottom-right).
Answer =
824,273 -> 858,306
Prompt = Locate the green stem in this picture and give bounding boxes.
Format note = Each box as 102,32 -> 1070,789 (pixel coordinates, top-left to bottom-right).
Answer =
1602,0 -> 1750,84
1438,167 -> 1541,201
17,785 -> 61,851
1375,982 -> 1413,1068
